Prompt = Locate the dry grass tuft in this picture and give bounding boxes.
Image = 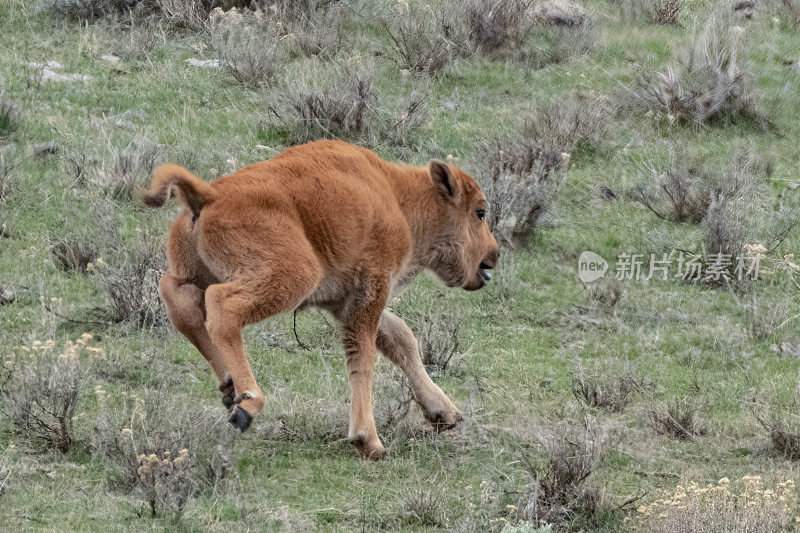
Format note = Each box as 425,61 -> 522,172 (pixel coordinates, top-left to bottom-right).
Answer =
572,363 -> 644,413
0,98 -> 20,139
210,8 -> 283,88
417,305 -> 464,378
702,193 -> 745,258
94,387 -> 238,517
283,4 -> 350,59
586,278 -> 623,311
629,476 -> 797,532
270,59 -> 428,148
94,232 -> 166,328
480,95 -> 607,248
516,418 -> 609,527
627,13 -> 765,127
629,145 -> 760,256
282,61 -> 375,143
401,488 -> 445,528
43,0 -> 219,27
614,0 -> 682,26
649,399 -> 705,441
480,140 -> 565,248
0,335 -> 101,453
97,144 -> 158,201
381,0 -> 463,73
744,295 -> 792,344
50,236 -> 99,274
465,0 -> 531,56
522,94 -> 608,155
749,385 -> 800,460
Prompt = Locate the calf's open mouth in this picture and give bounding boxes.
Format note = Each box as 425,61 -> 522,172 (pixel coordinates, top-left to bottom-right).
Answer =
478,261 -> 492,282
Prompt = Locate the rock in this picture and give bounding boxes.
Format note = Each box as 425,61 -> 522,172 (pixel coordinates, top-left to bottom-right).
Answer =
27,60 -> 65,71
780,342 -> 800,358
187,58 -> 221,68
42,70 -> 93,83
599,186 -> 617,201
101,54 -> 122,63
27,61 -> 93,83
0,286 -> 15,305
531,0 -> 587,26
0,223 -> 13,239
26,141 -> 58,159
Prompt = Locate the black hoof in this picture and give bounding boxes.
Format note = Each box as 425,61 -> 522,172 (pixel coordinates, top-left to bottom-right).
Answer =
219,375 -> 235,411
228,406 -> 253,432
427,410 -> 462,431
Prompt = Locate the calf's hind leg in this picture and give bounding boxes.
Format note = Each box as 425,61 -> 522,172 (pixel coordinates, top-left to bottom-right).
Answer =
204,263 -> 322,432
159,274 -> 235,408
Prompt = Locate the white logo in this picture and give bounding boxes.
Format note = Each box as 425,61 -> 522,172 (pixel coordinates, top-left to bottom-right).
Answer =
577,251 -> 608,282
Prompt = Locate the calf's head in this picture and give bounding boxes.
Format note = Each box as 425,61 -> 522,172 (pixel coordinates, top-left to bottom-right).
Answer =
424,159 -> 500,291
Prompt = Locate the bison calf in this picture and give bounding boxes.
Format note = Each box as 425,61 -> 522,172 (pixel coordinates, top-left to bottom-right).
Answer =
143,140 -> 499,459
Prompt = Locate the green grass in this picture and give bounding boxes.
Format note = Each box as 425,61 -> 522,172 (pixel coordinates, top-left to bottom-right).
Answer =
1,1 -> 800,531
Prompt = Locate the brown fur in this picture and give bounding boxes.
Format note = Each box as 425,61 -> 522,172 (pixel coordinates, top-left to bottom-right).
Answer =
144,140 -> 499,459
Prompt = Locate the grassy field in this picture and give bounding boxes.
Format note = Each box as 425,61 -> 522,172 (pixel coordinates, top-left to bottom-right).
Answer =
1,0 -> 800,530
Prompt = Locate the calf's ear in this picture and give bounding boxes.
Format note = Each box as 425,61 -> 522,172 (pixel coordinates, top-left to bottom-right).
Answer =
429,159 -> 459,202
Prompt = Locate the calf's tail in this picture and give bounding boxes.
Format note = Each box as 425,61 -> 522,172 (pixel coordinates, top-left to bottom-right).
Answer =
142,164 -> 216,218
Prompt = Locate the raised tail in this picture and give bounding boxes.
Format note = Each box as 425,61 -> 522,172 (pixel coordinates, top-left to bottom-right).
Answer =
141,164 -> 217,218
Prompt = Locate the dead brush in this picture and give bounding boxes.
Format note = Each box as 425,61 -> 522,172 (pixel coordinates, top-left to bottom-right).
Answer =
479,139 -> 566,248
630,476 -> 798,532
278,61 -> 375,144
629,144 -> 760,228
417,304 -> 464,378
94,387 -> 239,517
0,98 -> 20,139
376,376 -> 416,437
43,0 -> 218,27
586,277 -> 623,311
466,0 -> 532,56
284,5 -> 349,59
50,236 -> 99,274
0,155 -> 14,202
533,18 -> 597,67
649,399 -> 705,441
97,143 -> 158,201
210,8 -> 283,88
42,0 -> 137,21
522,94 -> 608,155
271,59 -> 429,147
748,385 -> 800,460
572,364 -> 642,413
0,335 -> 99,454
702,193 -> 745,259
626,13 -> 766,127
381,0 -> 463,72
613,0 -> 682,26
153,0 -> 219,29
94,232 -> 166,328
744,295 -> 792,344
400,488 -> 445,528
516,418 -> 609,527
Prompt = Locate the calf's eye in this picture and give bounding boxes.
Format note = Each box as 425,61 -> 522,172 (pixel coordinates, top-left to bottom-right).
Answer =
476,208 -> 486,220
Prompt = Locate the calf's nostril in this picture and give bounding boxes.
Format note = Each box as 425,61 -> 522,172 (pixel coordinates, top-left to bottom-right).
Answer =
479,261 -> 493,270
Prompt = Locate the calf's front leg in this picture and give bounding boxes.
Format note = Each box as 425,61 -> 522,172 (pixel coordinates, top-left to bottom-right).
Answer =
339,278 -> 389,460
377,310 -> 462,430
